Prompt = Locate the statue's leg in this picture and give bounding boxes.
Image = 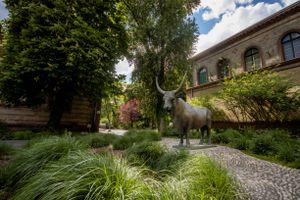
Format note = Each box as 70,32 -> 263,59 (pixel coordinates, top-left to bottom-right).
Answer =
207,127 -> 211,145
199,128 -> 204,145
178,129 -> 184,147
186,130 -> 190,147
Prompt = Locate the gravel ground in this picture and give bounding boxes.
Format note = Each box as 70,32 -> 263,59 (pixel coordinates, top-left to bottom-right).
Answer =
161,138 -> 300,200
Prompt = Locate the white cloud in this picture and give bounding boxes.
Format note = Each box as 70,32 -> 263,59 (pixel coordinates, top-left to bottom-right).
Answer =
281,0 -> 299,6
115,58 -> 132,83
0,0 -> 9,20
199,0 -> 254,21
194,2 -> 283,55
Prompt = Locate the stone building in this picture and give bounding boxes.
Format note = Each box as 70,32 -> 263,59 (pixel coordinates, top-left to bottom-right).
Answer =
188,1 -> 300,98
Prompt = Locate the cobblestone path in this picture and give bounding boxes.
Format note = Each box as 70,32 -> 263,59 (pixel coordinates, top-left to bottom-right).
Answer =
161,138 -> 300,200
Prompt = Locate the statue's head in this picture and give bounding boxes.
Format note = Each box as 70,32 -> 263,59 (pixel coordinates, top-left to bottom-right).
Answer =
156,73 -> 186,111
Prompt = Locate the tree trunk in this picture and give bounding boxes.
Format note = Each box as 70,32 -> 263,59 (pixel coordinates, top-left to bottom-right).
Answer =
47,90 -> 72,130
159,117 -> 166,133
91,101 -> 101,132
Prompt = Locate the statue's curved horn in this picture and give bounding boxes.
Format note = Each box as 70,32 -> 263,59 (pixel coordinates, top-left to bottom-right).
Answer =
156,77 -> 166,94
175,72 -> 187,93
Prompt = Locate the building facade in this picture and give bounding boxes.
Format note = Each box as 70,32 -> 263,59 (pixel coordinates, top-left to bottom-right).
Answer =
188,1 -> 300,98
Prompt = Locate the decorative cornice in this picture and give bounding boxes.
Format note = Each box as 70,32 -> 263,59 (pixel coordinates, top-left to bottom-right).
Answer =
191,1 -> 300,61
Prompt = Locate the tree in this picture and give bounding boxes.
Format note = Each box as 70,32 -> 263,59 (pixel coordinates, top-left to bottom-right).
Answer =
118,99 -> 140,128
101,75 -> 126,129
0,0 -> 128,129
124,0 -> 200,130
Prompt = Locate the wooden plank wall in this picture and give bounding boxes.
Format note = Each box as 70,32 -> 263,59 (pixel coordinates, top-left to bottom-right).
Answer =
0,96 -> 93,131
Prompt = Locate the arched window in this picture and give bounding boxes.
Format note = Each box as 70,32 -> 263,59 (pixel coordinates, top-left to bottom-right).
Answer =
198,67 -> 207,85
244,48 -> 261,71
281,32 -> 300,61
217,58 -> 229,79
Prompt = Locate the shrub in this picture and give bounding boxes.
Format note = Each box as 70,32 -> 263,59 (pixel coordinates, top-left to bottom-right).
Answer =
189,96 -> 228,121
80,133 -> 120,148
249,133 -> 275,155
113,129 -> 161,150
154,149 -> 189,174
276,142 -> 296,162
13,151 -> 152,200
219,70 -> 300,122
168,156 -> 237,200
125,129 -> 161,141
0,143 -> 15,157
125,142 -> 166,169
230,136 -> 250,150
0,121 -> 10,139
161,127 -> 178,137
218,129 -> 242,144
4,136 -> 86,189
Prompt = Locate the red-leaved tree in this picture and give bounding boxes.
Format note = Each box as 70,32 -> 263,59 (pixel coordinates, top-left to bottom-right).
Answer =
118,99 -> 140,127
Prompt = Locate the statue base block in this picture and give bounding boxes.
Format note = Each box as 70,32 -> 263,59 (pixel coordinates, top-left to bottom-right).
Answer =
172,144 -> 216,150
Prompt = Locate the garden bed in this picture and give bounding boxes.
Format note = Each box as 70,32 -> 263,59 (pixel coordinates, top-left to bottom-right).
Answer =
0,129 -> 239,200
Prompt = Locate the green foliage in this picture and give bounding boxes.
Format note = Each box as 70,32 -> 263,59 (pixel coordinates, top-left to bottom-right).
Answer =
79,129 -> 161,150
125,0 -> 200,127
101,75 -> 126,129
13,151 -> 152,200
80,133 -> 120,148
230,136 -> 251,150
219,70 -> 300,122
113,129 -> 161,150
125,142 -> 166,168
1,131 -> 237,199
250,133 -> 276,155
125,142 -> 189,175
0,143 -> 15,157
175,156 -> 237,200
4,136 -> 86,189
214,128 -> 300,168
189,96 -> 228,121
218,129 -> 242,144
0,121 -> 10,139
0,0 -> 128,128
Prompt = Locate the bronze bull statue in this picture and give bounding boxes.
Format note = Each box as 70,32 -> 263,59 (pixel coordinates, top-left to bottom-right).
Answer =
156,74 -> 212,147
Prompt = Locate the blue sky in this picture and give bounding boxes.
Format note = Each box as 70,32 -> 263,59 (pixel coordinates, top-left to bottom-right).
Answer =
0,0 -> 298,82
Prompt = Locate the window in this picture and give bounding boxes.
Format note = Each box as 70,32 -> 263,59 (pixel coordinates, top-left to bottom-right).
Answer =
282,32 -> 300,61
217,58 -> 229,79
244,48 -> 261,71
198,68 -> 207,85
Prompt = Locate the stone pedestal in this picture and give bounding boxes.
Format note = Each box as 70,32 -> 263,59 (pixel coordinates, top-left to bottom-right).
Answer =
172,144 -> 216,150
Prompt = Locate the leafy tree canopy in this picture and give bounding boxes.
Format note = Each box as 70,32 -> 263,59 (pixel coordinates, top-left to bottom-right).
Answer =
0,0 -> 128,128
124,0 -> 200,128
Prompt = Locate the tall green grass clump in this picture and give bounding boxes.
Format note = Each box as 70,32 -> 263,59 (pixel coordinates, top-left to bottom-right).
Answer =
4,136 -> 86,189
178,156 -> 237,199
0,143 -> 15,157
217,129 -> 242,144
158,156 -> 238,200
13,151 -> 153,200
80,133 -> 120,148
125,142 -> 188,175
113,129 -> 161,150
